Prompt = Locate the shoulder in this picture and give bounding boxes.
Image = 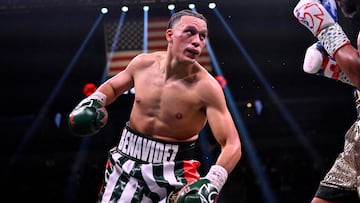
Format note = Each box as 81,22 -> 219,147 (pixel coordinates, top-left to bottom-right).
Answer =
195,63 -> 220,89
196,65 -> 225,103
132,51 -> 166,63
128,51 -> 166,69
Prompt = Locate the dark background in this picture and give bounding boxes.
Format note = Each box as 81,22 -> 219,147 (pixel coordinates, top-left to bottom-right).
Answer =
1,0 -> 360,202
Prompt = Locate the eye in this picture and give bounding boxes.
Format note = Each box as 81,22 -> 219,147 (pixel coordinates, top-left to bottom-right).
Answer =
199,33 -> 207,40
185,29 -> 196,36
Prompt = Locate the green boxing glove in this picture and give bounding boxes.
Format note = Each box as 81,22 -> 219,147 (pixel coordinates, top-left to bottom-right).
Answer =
68,92 -> 108,137
170,178 -> 219,203
167,165 -> 228,203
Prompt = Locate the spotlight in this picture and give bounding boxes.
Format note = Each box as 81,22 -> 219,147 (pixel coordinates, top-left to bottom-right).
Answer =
143,5 -> 149,11
188,4 -> 195,9
168,4 -> 175,10
208,3 -> 216,9
122,6 -> 128,12
100,7 -> 108,14
254,100 -> 263,115
245,100 -> 263,115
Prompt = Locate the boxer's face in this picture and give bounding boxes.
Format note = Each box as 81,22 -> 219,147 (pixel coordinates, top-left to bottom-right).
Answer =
166,15 -> 208,63
336,0 -> 360,18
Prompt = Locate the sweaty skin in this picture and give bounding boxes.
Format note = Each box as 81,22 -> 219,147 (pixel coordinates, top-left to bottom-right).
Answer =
96,15 -> 241,173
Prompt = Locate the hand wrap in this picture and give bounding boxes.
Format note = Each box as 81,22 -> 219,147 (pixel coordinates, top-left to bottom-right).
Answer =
317,23 -> 351,57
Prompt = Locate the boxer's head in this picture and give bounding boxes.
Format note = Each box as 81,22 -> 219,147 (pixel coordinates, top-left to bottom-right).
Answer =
335,0 -> 360,17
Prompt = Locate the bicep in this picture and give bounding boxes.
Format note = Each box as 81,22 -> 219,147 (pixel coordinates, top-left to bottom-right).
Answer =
108,69 -> 134,95
97,61 -> 136,104
205,88 -> 237,147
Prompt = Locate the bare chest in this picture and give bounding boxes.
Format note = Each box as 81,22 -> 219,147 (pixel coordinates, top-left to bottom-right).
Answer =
134,76 -> 203,120
129,66 -> 207,139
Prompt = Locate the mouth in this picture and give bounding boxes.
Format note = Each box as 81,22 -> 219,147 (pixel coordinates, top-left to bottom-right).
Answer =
185,48 -> 200,58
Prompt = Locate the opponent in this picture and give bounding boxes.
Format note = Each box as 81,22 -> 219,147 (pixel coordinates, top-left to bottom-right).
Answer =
68,9 -> 241,203
293,0 -> 360,202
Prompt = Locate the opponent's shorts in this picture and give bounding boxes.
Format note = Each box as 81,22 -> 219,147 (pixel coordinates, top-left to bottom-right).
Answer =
97,123 -> 201,203
314,120 -> 360,201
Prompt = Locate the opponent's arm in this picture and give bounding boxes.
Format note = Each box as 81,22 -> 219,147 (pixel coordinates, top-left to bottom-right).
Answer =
333,33 -> 360,87
294,0 -> 360,88
301,0 -> 354,85
293,0 -> 350,57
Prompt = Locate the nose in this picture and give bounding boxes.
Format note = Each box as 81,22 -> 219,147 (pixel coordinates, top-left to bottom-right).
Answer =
191,35 -> 201,47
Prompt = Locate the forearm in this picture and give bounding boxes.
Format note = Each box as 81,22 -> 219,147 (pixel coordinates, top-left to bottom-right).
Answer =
96,78 -> 132,106
215,142 -> 242,174
335,44 -> 360,88
96,83 -> 118,106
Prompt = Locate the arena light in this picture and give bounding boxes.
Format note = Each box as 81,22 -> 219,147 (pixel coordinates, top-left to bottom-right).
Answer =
143,5 -> 148,52
208,3 -> 216,9
188,3 -> 195,9
168,4 -> 175,11
121,6 -> 128,12
168,4 -> 175,15
102,11 -> 127,82
100,7 -> 108,14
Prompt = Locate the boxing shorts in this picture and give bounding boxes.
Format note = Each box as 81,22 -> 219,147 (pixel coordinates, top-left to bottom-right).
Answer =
97,122 -> 201,203
315,120 -> 360,201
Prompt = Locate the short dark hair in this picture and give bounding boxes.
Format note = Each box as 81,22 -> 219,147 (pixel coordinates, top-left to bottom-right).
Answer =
167,9 -> 207,29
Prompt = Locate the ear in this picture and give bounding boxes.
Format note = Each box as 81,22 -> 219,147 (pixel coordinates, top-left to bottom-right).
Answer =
165,29 -> 173,42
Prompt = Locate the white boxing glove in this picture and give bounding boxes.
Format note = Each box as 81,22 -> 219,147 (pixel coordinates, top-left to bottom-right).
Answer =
294,0 -> 351,57
319,0 -> 338,22
293,0 -> 335,36
303,42 -> 354,86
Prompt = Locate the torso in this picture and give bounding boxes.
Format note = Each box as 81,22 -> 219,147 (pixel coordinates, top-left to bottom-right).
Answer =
128,52 -> 208,142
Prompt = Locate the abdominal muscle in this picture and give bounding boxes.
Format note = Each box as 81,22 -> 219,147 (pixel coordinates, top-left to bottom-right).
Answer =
128,105 -> 206,142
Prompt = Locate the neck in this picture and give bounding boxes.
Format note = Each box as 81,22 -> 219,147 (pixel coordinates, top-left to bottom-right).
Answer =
166,60 -> 195,79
